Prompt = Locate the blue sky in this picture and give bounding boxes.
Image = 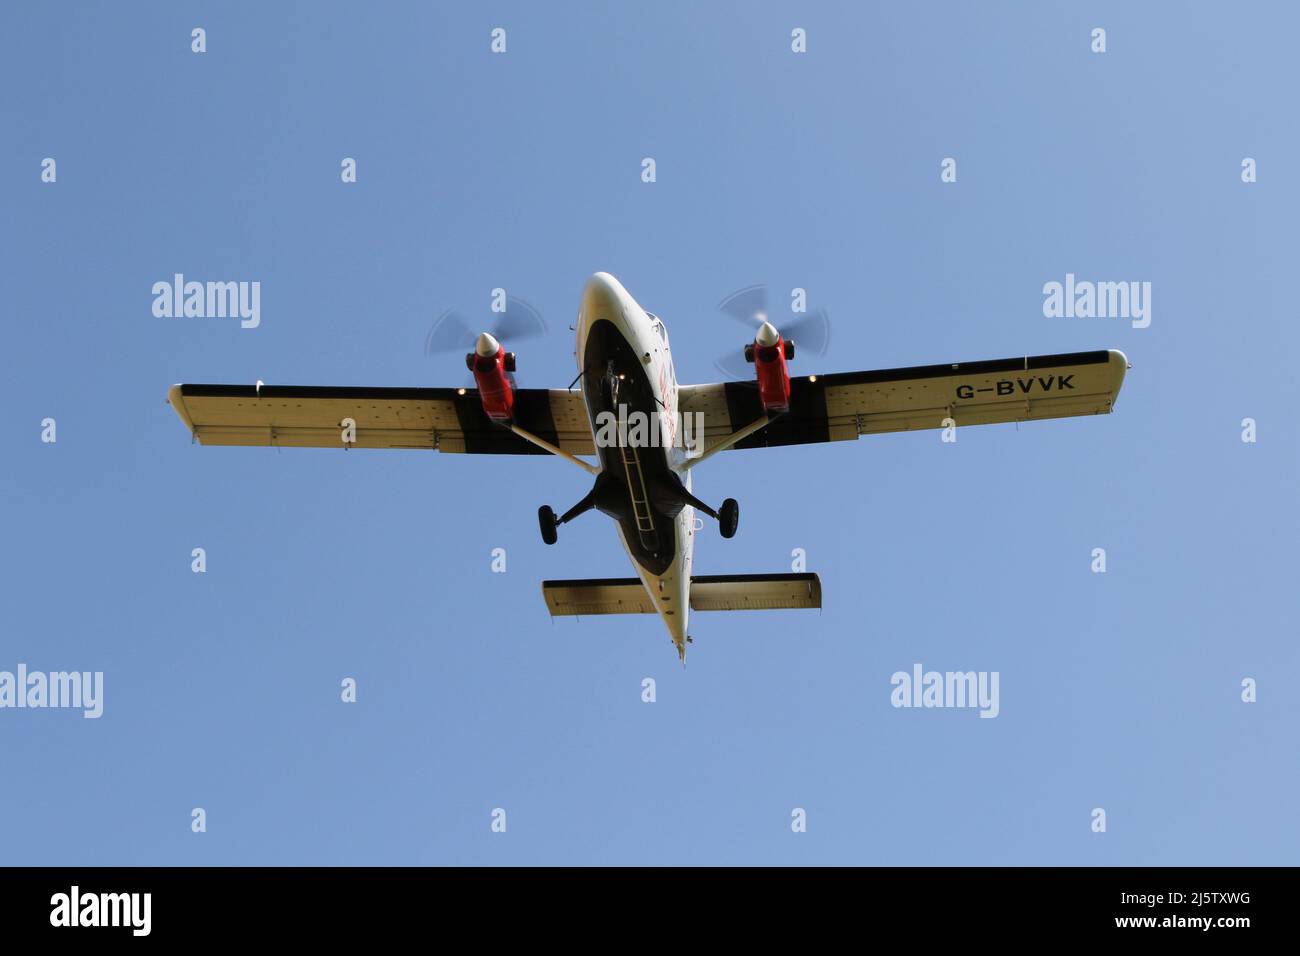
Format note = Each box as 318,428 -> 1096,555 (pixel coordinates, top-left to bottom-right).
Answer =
2,1 -> 1296,865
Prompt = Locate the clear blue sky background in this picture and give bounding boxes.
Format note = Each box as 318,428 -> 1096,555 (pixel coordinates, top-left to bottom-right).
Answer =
2,2 -> 1296,865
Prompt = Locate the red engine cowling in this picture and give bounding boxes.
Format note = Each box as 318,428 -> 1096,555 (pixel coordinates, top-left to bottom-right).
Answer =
466,332 -> 515,421
746,322 -> 793,413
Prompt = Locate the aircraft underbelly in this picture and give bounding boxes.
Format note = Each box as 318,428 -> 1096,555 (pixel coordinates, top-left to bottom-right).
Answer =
577,305 -> 692,644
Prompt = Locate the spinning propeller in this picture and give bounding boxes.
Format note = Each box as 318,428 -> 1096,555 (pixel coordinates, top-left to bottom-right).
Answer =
424,297 -> 548,359
712,284 -> 831,379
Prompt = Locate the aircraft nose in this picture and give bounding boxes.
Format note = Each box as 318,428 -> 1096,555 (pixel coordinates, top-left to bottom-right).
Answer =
475,331 -> 500,356
581,272 -> 627,325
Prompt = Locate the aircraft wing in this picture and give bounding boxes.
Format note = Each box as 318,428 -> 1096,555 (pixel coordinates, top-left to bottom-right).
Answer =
167,383 -> 594,455
678,349 -> 1128,450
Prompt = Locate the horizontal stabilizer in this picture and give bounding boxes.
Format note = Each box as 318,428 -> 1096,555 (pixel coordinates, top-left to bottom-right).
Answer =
541,573 -> 822,617
541,578 -> 656,616
689,573 -> 822,611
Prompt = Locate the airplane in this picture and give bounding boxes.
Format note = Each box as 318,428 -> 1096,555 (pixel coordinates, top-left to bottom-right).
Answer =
167,272 -> 1129,662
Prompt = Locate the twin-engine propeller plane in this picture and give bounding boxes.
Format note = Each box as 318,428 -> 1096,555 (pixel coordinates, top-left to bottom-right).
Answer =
168,272 -> 1129,661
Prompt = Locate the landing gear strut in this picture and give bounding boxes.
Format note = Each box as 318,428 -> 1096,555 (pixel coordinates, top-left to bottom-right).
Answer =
540,472 -> 739,545
538,486 -> 600,545
671,479 -> 739,540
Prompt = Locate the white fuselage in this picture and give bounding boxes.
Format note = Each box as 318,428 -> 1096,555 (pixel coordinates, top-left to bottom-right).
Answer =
575,272 -> 695,656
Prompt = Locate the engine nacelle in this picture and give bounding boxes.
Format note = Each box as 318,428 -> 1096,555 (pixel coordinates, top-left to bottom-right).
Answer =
466,333 -> 514,421
746,321 -> 792,413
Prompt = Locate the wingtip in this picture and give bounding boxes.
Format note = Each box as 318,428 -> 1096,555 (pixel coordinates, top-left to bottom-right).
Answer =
167,384 -> 196,433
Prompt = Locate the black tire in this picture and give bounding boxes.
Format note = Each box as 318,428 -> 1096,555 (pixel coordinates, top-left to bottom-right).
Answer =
719,498 -> 739,539
538,505 -> 558,545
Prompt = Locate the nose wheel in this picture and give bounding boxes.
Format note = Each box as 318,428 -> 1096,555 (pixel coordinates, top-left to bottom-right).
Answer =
718,498 -> 739,539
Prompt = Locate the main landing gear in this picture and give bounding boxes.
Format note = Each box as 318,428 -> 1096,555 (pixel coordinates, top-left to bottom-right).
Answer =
718,498 -> 739,539
538,482 -> 740,544
538,506 -> 558,545
677,494 -> 738,539
538,485 -> 599,546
